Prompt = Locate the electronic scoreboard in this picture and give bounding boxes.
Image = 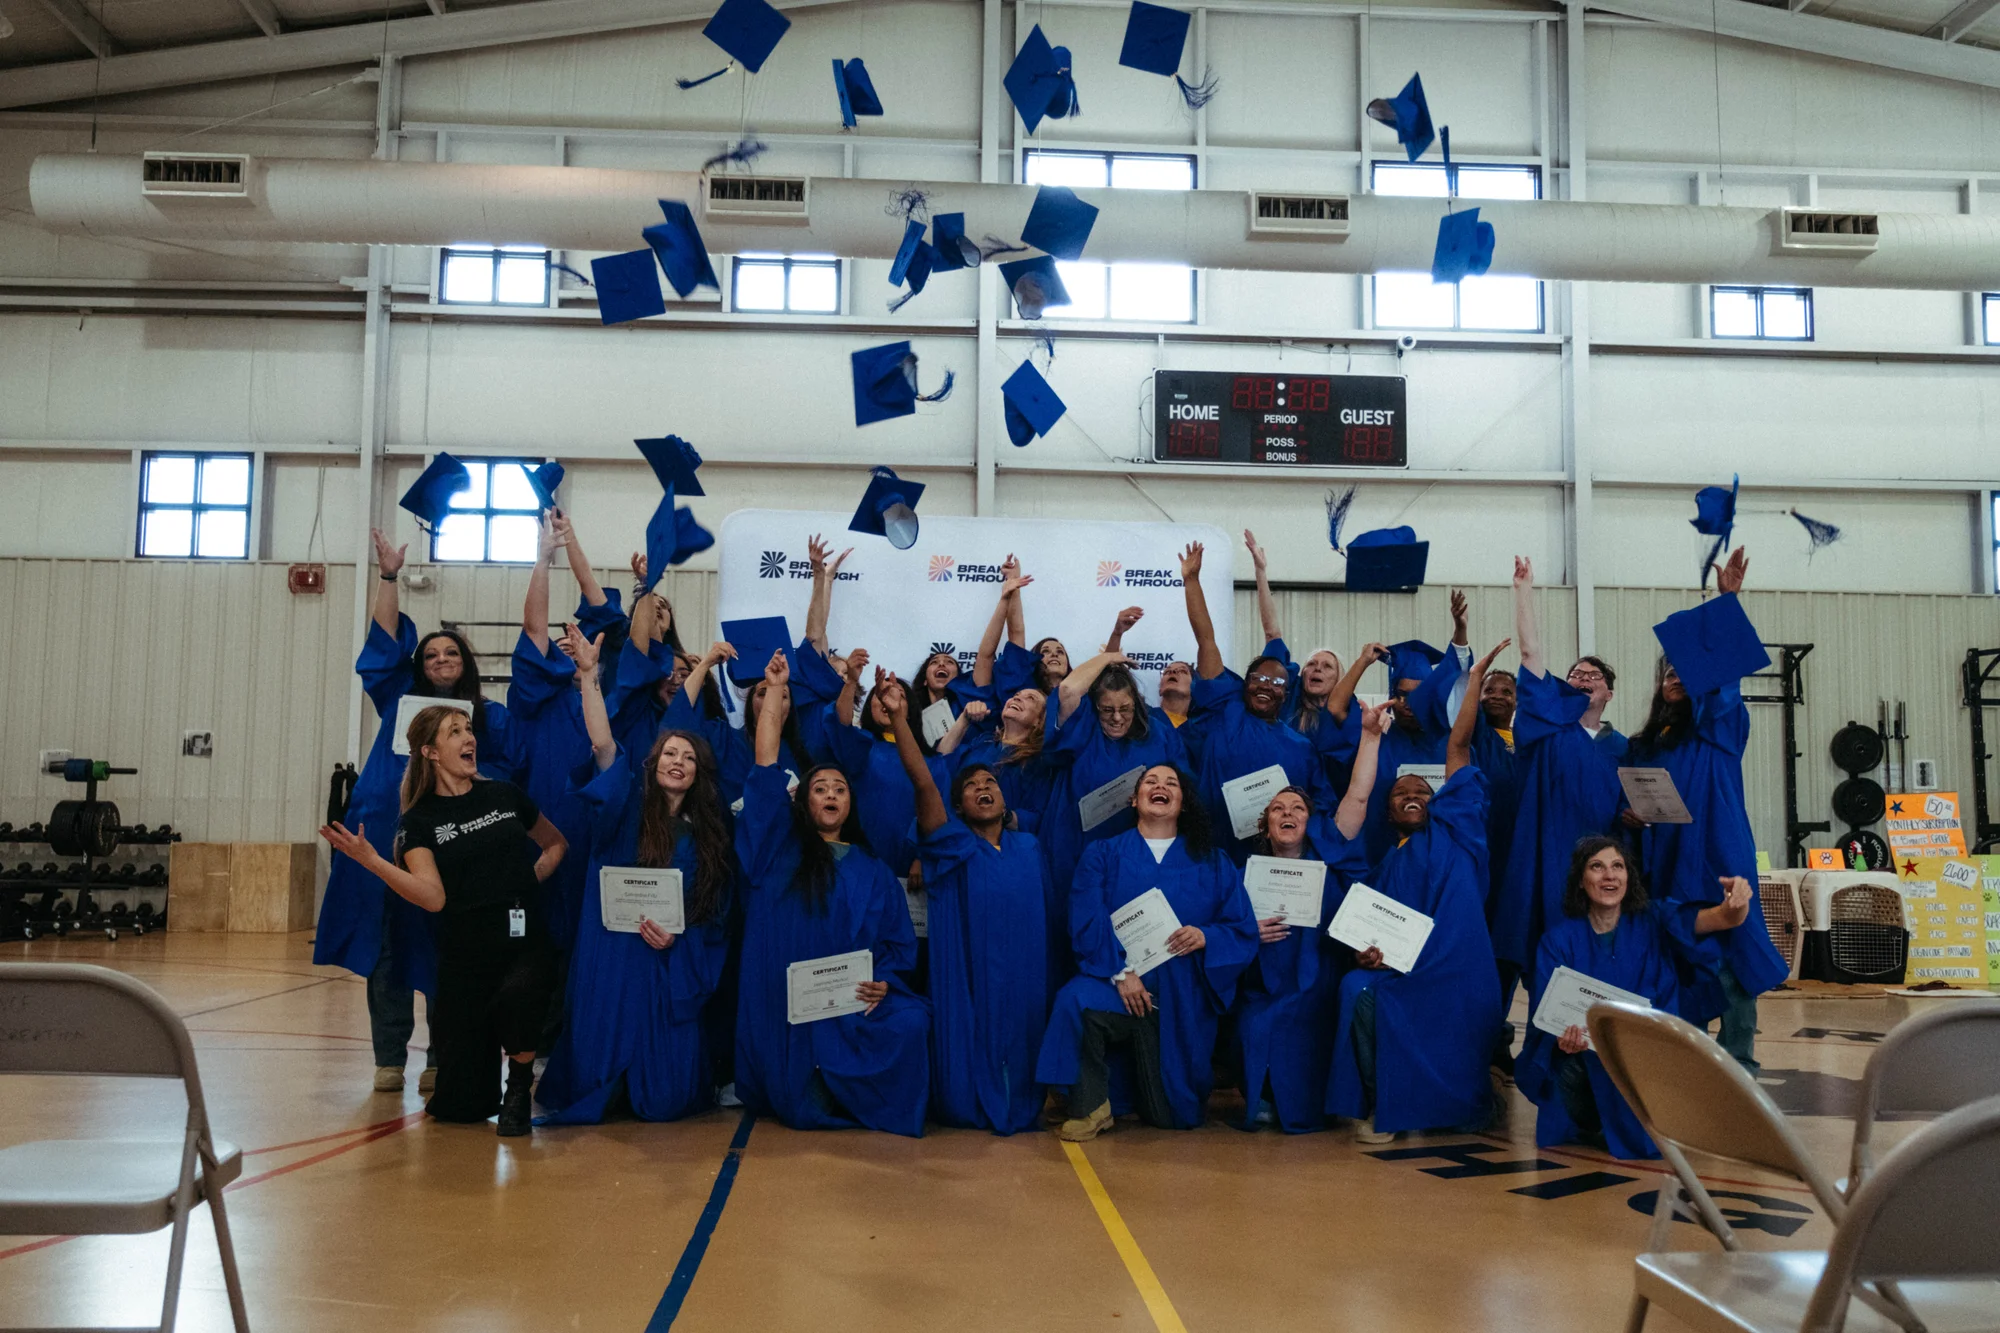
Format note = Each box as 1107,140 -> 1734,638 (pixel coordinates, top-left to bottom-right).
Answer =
1152,370 -> 1408,468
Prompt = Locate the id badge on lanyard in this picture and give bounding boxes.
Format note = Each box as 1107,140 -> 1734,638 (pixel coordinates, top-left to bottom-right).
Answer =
508,906 -> 526,939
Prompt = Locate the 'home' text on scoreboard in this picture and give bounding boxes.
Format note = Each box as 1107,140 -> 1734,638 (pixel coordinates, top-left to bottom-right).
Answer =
1153,370 -> 1408,468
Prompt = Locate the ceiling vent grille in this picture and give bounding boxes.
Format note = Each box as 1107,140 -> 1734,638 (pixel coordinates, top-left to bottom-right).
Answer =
1774,207 -> 1880,255
1247,191 -> 1351,239
141,152 -> 251,199
704,174 -> 810,223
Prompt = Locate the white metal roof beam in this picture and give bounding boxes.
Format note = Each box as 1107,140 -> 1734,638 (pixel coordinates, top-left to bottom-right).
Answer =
1933,0 -> 2000,43
1589,0 -> 2000,90
34,0 -> 118,59
0,0 -> 861,111
234,0 -> 283,38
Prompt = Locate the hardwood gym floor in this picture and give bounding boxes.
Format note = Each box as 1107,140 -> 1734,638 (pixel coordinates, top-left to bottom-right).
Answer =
0,932 -> 1943,1332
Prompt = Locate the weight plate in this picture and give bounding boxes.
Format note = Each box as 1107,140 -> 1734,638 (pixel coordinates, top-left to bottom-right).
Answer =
1840,828 -> 1892,871
1831,777 -> 1886,829
1829,722 -> 1885,776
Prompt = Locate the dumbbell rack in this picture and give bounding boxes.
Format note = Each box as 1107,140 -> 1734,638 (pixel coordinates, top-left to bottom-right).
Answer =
0,823 -> 179,942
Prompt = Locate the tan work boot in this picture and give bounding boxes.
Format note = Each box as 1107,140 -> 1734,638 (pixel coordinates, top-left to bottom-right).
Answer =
1354,1116 -> 1395,1145
1057,1101 -> 1115,1142
418,1067 -> 436,1096
373,1066 -> 406,1092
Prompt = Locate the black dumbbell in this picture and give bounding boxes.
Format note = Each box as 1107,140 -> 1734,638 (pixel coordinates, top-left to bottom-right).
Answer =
90,865 -> 115,882
0,823 -> 13,839
155,825 -> 177,843
108,901 -> 129,919
25,823 -> 46,841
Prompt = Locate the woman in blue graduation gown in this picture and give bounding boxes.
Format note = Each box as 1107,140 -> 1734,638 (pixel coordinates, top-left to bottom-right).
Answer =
1036,764 -> 1260,1138
1327,639 -> 1509,1141
661,639 -> 819,810
1244,530 -> 1361,793
1179,539 -> 1337,863
313,529 -> 519,1091
1516,837 -> 1679,1159
1627,549 -> 1789,1069
883,682 -> 1048,1135
933,690 -> 1059,836
732,650 -> 930,1136
823,654 -> 951,882
534,627 -> 733,1124
1231,775 -> 1373,1134
1359,602 -> 1472,863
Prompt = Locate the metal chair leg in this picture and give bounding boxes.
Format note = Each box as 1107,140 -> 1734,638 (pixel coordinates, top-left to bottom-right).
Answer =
204,1169 -> 251,1333
1624,1291 -> 1650,1333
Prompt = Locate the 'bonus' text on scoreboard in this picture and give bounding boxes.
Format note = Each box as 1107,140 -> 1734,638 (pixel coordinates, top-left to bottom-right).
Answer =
1152,370 -> 1408,468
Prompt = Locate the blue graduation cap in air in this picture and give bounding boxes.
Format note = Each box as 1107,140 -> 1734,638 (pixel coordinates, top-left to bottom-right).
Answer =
646,491 -> 715,581
1002,361 -> 1066,446
702,0 -> 790,73
1119,1 -> 1191,76
399,453 -> 471,530
1384,639 -> 1444,687
1344,525 -> 1430,592
1366,73 -> 1436,161
1022,185 -> 1098,262
525,461 -> 565,511
833,58 -> 883,128
1690,473 -> 1739,589
590,249 -> 666,325
635,434 -> 705,497
889,219 -> 933,290
1432,207 -> 1495,285
719,615 -> 794,688
848,465 -> 925,549
1652,594 -> 1771,699
851,342 -> 953,427
642,200 -> 719,299
997,254 -> 1070,319
930,213 -> 979,271
1005,25 -> 1079,135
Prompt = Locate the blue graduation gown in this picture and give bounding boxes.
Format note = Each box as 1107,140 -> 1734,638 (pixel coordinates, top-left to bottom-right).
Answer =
1363,649 -> 1465,862
1492,670 -> 1628,970
311,614 -> 518,996
1232,821 -> 1371,1133
605,636 -> 674,760
536,749 -> 731,1124
940,731 -> 1059,835
506,633 -> 592,951
1264,637 -> 1363,796
733,764 -> 931,1136
1186,669 -> 1338,864
824,725 -> 949,878
1633,667 -> 1791,1023
1469,714 -> 1520,918
790,642 -> 850,766
917,819 -> 1049,1134
1516,912 -> 1679,1159
1034,831 -> 1260,1128
1328,766 -> 1501,1133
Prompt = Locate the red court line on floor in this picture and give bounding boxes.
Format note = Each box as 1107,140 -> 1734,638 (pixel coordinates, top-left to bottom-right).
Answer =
241,1115 -> 418,1158
178,977 -> 342,1020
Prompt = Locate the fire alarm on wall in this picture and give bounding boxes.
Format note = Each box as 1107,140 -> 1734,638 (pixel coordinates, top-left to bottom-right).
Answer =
287,563 -> 326,594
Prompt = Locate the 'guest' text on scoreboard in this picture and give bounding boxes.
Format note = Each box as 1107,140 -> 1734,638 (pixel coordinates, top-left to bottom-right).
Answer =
1152,370 -> 1407,468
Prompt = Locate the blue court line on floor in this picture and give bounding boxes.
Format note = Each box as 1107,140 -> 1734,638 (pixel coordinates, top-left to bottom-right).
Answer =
645,1109 -> 756,1331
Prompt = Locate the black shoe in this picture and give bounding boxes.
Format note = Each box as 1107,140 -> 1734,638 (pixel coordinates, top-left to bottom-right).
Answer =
497,1067 -> 533,1137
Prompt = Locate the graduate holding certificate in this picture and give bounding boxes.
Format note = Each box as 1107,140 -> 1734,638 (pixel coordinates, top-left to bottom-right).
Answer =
1035,765 -> 1259,1141
1515,838 -> 1679,1159
1327,638 -> 1510,1144
733,651 -> 931,1137
534,626 -> 736,1126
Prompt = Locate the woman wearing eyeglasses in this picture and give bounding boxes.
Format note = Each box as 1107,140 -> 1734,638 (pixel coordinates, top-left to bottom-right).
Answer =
1178,540 -> 1338,864
1243,530 -> 1363,795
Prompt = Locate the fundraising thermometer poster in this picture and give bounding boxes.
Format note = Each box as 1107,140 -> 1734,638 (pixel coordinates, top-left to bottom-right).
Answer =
717,511 -> 1233,707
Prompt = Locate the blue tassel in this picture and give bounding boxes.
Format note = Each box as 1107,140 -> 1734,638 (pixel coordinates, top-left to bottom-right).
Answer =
702,139 -> 768,172
551,262 -> 593,287
1699,532 -> 1727,590
1175,69 -> 1219,110
887,288 -> 919,314
978,237 -> 1029,261
1037,331 -> 1056,366
887,187 -> 931,221
1790,509 -> 1841,553
676,66 -> 730,90
916,369 -> 956,403
1325,485 -> 1356,553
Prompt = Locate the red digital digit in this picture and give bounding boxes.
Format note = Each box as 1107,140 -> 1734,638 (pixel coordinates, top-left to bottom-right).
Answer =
1257,377 -> 1276,410
1232,377 -> 1254,411
1305,378 -> 1330,412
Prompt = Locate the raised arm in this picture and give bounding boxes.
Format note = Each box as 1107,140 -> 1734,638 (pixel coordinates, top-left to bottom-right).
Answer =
885,676 -> 948,835
630,578 -> 660,652
1447,638 -> 1512,777
522,517 -> 562,653
1337,703 -> 1390,839
834,649 -> 871,730
1328,642 -> 1386,723
1245,529 -> 1280,643
1057,651 -> 1131,724
561,509 -> 608,609
754,649 -> 791,766
1179,541 -> 1224,680
805,535 -> 850,655
371,529 -> 405,638
560,625 -> 616,771
682,639 -> 736,708
1512,556 -> 1543,676
974,557 -> 1028,688
934,700 -> 987,755
318,823 -> 445,913
1103,606 -> 1143,656
1714,546 -> 1748,598
1005,567 -> 1027,648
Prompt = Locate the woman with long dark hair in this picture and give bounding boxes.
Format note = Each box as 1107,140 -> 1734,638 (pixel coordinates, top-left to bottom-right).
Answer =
1515,837 -> 1678,1158
320,704 -> 566,1136
1035,764 -> 1259,1139
313,527 -> 522,1096
733,651 -> 930,1135
1243,529 -> 1360,789
532,627 -> 736,1124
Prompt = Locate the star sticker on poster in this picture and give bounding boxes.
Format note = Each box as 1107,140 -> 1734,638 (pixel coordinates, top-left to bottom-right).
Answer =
1901,859 -> 1919,877
1889,799 -> 1904,815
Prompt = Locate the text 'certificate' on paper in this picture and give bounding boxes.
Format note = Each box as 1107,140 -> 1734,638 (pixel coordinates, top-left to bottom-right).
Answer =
1079,766 -> 1146,833
599,867 -> 684,935
1530,965 -> 1651,1049
786,949 -> 873,1025
1221,764 -> 1290,840
1243,855 -> 1327,927
1111,888 -> 1183,977
1618,767 -> 1693,825
1326,883 -> 1434,973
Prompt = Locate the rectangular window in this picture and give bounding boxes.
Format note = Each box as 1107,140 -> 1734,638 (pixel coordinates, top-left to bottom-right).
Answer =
137,452 -> 252,559
439,244 -> 551,306
1711,285 -> 1813,340
1371,162 -> 1543,333
430,458 -> 544,563
1984,293 -> 1999,346
731,254 -> 841,313
1021,150 -> 1196,323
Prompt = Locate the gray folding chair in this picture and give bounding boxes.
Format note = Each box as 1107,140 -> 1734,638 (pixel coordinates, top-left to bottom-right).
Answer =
1847,1005 -> 2000,1198
0,963 -> 249,1333
1633,1094 -> 2000,1333
1587,1002 -> 1851,1333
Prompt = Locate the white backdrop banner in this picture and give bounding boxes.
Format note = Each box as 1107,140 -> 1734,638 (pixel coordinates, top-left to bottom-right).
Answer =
715,510 -> 1234,705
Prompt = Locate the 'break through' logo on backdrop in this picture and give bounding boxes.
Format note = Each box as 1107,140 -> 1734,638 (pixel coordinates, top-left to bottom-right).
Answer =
928,556 -> 954,582
1097,560 -> 1182,588
923,557 -> 1007,584
757,551 -> 858,582
1097,561 -> 1121,587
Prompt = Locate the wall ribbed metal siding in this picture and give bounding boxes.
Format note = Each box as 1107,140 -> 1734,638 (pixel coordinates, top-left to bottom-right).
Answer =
0,559 -> 354,845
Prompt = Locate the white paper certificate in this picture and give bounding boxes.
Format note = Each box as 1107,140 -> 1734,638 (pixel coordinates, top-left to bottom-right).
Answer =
1243,856 -> 1327,927
921,698 -> 956,747
1220,764 -> 1290,840
598,866 -> 684,935
390,695 -> 473,756
900,877 -> 927,939
1395,763 -> 1446,785
1531,965 -> 1651,1049
1618,767 -> 1693,825
1079,766 -> 1145,833
1326,883 -> 1434,973
786,949 -> 873,1025
1111,888 -> 1183,977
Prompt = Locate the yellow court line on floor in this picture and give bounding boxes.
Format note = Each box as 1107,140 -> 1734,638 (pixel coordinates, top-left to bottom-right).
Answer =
1060,1141 -> 1190,1333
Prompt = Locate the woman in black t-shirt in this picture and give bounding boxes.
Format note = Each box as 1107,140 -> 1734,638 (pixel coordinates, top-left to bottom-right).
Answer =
322,704 -> 567,1136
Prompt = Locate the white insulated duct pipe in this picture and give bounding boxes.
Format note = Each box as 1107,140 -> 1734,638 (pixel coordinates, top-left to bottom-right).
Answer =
29,153 -> 2000,290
